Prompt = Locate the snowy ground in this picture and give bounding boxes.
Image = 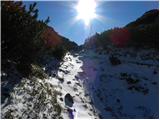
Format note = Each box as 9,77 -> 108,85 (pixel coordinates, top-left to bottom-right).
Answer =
1,52 -> 98,119
1,70 -> 62,118
78,48 -> 159,118
1,48 -> 159,119
46,52 -> 98,118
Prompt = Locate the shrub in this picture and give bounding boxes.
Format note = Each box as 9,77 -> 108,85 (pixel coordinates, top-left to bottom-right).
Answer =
2,1 -> 49,76
52,46 -> 67,60
30,64 -> 48,79
2,1 -> 78,77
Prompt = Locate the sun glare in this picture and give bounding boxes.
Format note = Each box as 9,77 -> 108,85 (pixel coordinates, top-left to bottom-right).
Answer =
75,0 -> 97,26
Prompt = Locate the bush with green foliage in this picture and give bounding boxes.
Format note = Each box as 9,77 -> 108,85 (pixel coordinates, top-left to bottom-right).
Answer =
51,46 -> 67,60
2,1 -> 50,76
2,1 -> 78,77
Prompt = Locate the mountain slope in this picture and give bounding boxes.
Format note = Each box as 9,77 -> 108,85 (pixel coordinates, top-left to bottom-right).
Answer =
84,9 -> 159,49
78,48 -> 158,118
126,9 -> 159,28
125,9 -> 159,48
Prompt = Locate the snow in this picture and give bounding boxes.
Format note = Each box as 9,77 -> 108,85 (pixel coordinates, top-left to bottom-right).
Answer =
1,52 -> 98,119
1,77 -> 63,118
1,47 -> 158,118
45,52 -> 98,118
78,48 -> 158,118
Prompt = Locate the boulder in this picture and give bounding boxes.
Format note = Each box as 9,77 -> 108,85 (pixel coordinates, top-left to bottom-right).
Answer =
64,93 -> 74,107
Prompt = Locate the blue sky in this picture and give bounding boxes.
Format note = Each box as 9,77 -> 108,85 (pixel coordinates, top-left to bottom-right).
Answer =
24,1 -> 158,45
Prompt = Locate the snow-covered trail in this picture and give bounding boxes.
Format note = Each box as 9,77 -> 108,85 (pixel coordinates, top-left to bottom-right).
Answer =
1,52 -> 98,119
2,49 -> 158,119
46,49 -> 158,119
46,52 -> 98,119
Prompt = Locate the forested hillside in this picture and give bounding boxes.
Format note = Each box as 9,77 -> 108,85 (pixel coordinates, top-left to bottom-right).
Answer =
2,1 -> 77,77
84,9 -> 159,49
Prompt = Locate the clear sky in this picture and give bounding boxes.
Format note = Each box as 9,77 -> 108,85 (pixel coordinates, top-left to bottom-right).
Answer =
24,1 -> 158,45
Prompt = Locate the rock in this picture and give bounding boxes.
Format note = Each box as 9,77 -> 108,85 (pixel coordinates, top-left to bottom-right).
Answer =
57,76 -> 64,83
67,81 -> 71,84
64,93 -> 74,107
75,76 -> 79,80
104,106 -> 112,112
84,93 -> 89,96
109,55 -> 121,66
76,94 -> 79,96
116,98 -> 120,103
99,114 -> 103,119
73,87 -> 78,91
83,104 -> 88,108
152,82 -> 157,85
76,60 -> 81,63
60,97 -> 63,101
88,113 -> 92,116
153,69 -> 157,74
143,88 -> 149,95
76,82 -> 82,87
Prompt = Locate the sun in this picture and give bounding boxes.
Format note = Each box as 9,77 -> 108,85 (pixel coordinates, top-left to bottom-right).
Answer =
75,0 -> 97,26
